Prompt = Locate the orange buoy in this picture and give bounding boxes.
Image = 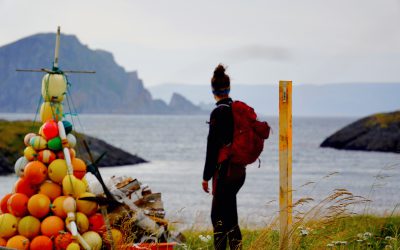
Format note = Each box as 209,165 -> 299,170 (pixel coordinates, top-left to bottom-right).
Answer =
6,235 -> 29,250
54,232 -> 73,250
38,149 -> 57,164
48,159 -> 68,184
24,161 -> 48,185
27,194 -> 51,219
40,215 -> 65,237
0,237 -> 6,246
88,213 -> 106,233
30,235 -> 53,250
14,178 -> 37,197
51,196 -> 68,219
39,180 -> 62,201
18,215 -> 41,239
0,213 -> 18,238
0,193 -> 12,213
7,193 -> 29,217
77,192 -> 98,216
72,158 -> 87,179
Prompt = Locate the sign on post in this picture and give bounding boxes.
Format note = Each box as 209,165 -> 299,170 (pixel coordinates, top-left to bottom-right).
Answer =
279,80 -> 293,250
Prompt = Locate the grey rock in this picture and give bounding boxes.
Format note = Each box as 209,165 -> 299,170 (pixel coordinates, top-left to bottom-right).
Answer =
321,111 -> 400,153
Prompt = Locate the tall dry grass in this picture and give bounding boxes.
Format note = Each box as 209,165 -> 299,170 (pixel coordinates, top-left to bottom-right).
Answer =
176,164 -> 400,250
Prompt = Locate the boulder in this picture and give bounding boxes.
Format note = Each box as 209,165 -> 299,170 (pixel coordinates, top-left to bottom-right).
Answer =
321,111 -> 400,153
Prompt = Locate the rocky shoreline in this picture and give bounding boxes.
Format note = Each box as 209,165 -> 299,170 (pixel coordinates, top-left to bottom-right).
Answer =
0,120 -> 147,175
321,111 -> 400,153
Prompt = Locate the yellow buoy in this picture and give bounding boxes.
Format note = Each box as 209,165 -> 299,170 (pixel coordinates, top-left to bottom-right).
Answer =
62,175 -> 86,198
40,102 -> 63,123
66,242 -> 81,250
76,192 -> 98,216
75,212 -> 89,234
24,146 -> 37,161
66,242 -> 80,250
41,73 -> 67,102
82,231 -> 102,250
18,215 -> 41,239
48,159 -> 68,184
0,213 -> 18,238
29,136 -> 47,151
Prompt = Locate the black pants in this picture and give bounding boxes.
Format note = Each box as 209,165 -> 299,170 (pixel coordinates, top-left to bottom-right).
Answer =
211,164 -> 246,250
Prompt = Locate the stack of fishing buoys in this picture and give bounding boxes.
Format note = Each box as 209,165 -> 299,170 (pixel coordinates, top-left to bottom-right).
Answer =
0,74 -> 111,250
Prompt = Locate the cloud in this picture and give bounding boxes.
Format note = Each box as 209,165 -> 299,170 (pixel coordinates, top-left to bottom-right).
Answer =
223,45 -> 291,63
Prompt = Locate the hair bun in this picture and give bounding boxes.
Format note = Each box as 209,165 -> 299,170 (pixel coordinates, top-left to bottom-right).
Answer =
213,64 -> 226,78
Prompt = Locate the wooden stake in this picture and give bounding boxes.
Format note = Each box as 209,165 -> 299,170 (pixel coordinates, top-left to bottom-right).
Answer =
279,80 -> 293,250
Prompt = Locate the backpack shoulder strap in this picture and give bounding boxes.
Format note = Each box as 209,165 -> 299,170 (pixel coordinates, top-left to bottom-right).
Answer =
217,104 -> 230,108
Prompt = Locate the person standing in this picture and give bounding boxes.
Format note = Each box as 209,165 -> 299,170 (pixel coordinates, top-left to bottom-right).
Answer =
202,64 -> 246,250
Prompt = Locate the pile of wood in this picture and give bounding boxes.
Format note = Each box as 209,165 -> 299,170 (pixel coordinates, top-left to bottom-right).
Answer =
88,175 -> 176,244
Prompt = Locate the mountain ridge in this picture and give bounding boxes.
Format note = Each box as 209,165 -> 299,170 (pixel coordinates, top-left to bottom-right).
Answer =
0,33 -> 203,115
149,83 -> 400,117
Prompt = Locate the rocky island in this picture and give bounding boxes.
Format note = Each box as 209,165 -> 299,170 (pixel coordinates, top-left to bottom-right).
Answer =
0,120 -> 147,175
321,111 -> 400,153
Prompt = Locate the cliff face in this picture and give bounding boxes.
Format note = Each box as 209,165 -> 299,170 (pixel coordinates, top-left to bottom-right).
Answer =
321,111 -> 400,153
0,33 -> 198,114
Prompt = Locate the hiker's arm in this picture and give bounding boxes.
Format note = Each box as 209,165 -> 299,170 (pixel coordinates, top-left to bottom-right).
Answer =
203,112 -> 220,182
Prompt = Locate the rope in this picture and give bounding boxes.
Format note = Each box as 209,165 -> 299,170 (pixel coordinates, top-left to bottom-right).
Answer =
30,94 -> 43,133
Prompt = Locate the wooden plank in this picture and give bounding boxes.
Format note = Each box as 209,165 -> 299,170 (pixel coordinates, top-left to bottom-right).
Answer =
279,80 -> 293,250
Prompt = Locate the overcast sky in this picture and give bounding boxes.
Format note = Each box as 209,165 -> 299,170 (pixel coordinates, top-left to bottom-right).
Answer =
1,0 -> 399,87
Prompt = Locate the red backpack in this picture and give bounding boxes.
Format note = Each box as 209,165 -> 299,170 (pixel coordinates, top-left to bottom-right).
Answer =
218,101 -> 270,166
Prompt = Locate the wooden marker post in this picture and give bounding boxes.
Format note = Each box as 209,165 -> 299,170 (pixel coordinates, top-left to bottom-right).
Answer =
279,80 -> 293,250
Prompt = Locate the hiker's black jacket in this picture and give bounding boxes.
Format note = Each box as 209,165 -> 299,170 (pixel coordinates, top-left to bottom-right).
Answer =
203,98 -> 234,181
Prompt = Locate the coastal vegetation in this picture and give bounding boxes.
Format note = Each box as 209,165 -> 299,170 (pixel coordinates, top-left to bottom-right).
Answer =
181,215 -> 400,249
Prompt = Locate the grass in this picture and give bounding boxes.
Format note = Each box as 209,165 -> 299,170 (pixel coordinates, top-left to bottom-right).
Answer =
178,215 -> 400,250
0,120 -> 40,171
174,181 -> 400,250
365,111 -> 400,128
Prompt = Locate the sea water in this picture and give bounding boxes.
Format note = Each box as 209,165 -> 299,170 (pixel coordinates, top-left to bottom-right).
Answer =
0,114 -> 399,229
